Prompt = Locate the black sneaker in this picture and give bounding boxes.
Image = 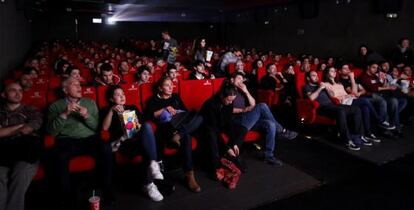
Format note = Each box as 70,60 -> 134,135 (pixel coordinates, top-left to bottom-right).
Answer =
278,129 -> 298,140
264,156 -> 284,167
346,140 -> 361,151
392,127 -> 404,138
378,121 -> 396,130
364,133 -> 381,143
360,136 -> 373,146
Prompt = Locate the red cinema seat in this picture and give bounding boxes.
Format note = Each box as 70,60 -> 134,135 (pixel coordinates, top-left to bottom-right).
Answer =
82,86 -> 97,101
97,86 -> 109,108
227,63 -> 236,74
221,131 -> 262,143
43,135 -> 96,178
48,76 -> 62,90
121,83 -> 141,111
256,67 -> 266,83
353,68 -> 363,78
213,78 -> 226,94
172,81 -> 179,94
295,73 -> 336,125
121,74 -> 136,84
140,83 -> 154,110
22,89 -> 47,110
179,79 -> 213,111
32,77 -> 49,91
181,71 -> 192,80
257,89 -> 279,107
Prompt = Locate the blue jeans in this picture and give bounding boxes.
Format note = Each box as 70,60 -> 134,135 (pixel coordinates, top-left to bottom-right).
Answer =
368,95 -> 388,123
352,98 -> 378,135
156,114 -> 203,172
372,93 -> 407,127
233,103 -> 284,158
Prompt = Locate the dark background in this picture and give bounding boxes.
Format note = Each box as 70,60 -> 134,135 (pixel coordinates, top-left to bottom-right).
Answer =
2,0 -> 414,79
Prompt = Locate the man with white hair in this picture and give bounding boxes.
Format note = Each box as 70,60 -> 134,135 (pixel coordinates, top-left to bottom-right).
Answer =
47,77 -> 113,208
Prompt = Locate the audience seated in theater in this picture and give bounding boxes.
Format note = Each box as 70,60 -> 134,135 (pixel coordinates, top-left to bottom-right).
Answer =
119,60 -> 131,76
235,60 -> 247,75
358,62 -> 407,137
22,66 -> 39,80
229,72 -> 297,167
356,45 -> 385,68
323,66 -> 381,144
304,70 -> 364,150
200,84 -> 249,179
216,47 -> 242,78
174,61 -> 187,72
193,38 -> 212,68
46,78 -> 114,208
338,64 -> 394,133
161,30 -> 178,64
19,73 -> 34,92
135,65 -> 152,85
66,66 -> 87,85
392,37 -> 413,68
188,60 -> 214,80
251,59 -> 264,76
166,64 -> 179,83
55,59 -> 71,76
260,63 -> 286,91
0,82 -> 43,210
94,63 -> 121,86
145,76 -> 203,192
101,85 -> 164,201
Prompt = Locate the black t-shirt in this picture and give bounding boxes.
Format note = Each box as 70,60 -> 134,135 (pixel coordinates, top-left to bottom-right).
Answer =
303,84 -> 332,105
339,77 -> 352,91
100,105 -> 142,141
260,75 -> 278,90
200,94 -> 234,130
145,93 -> 187,121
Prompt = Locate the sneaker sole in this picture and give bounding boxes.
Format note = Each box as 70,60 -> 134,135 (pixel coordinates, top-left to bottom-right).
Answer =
379,125 -> 396,130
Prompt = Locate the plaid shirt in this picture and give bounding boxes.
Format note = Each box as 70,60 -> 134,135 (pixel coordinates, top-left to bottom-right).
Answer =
0,103 -> 43,137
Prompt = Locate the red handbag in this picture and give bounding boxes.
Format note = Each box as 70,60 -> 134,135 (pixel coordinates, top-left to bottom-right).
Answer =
217,157 -> 242,189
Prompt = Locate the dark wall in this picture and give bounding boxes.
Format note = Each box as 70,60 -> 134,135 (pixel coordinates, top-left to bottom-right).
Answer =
32,0 -> 414,61
32,13 -> 223,45
226,0 -> 414,60
0,1 -> 32,81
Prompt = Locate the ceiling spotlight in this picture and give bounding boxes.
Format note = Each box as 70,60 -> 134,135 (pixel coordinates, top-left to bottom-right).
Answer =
107,17 -> 117,25
386,13 -> 398,19
264,21 -> 270,25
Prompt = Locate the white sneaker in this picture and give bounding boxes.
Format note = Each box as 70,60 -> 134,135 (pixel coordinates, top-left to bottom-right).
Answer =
144,182 -> 163,202
149,160 -> 164,180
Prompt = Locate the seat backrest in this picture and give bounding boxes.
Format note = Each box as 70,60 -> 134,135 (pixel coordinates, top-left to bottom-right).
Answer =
97,86 -> 109,108
121,74 -> 136,84
227,63 -> 236,74
212,78 -> 226,94
140,83 -> 154,110
295,72 -> 306,99
32,77 -> 49,91
179,79 -> 213,111
121,84 -> 141,111
48,76 -> 62,90
22,89 -> 47,110
256,67 -> 266,83
82,86 -> 97,101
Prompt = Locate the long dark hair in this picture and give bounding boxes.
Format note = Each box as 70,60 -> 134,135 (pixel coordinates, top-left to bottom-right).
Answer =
105,85 -> 123,105
322,67 -> 337,85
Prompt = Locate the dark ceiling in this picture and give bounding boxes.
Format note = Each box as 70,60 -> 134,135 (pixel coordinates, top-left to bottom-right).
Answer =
29,0 -> 296,22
